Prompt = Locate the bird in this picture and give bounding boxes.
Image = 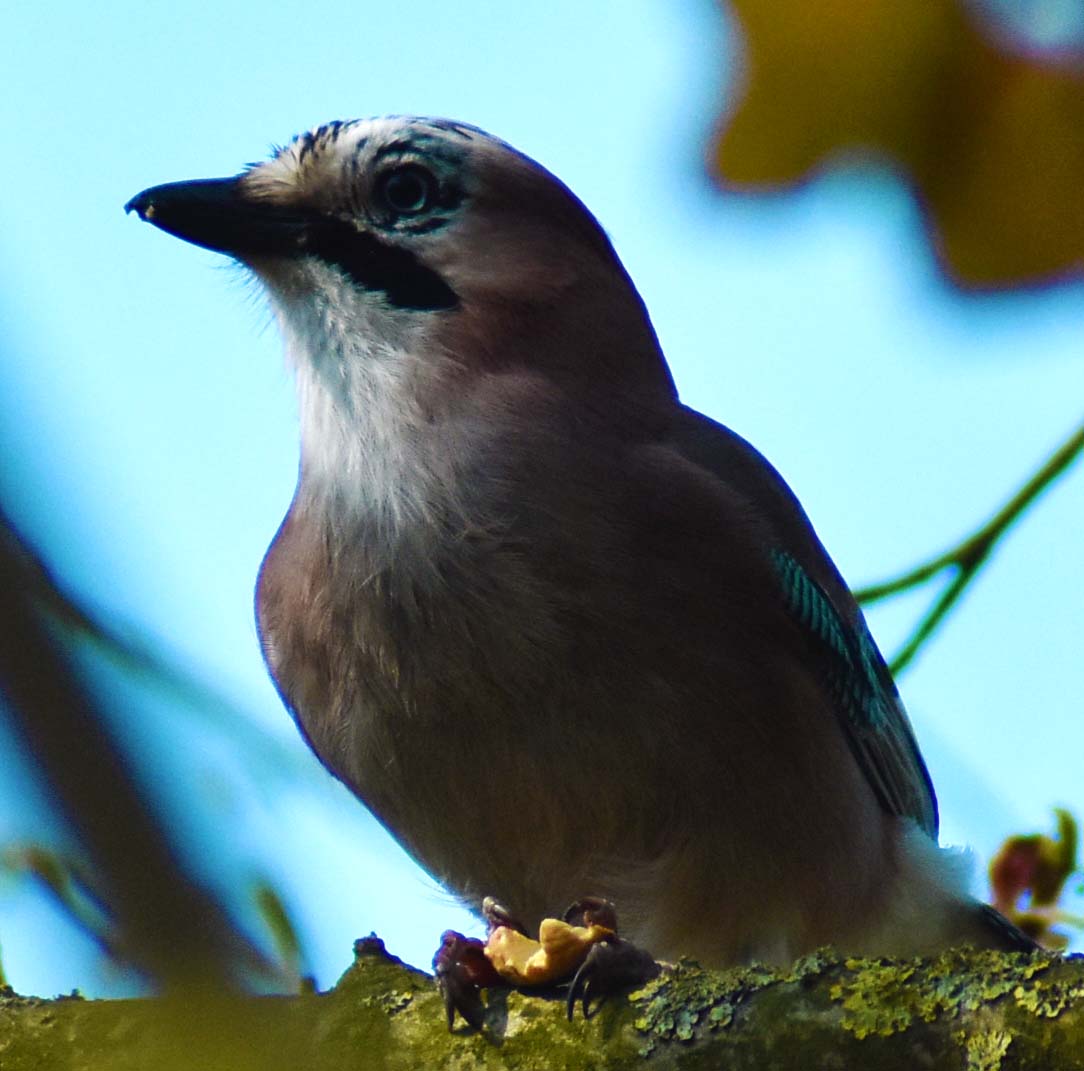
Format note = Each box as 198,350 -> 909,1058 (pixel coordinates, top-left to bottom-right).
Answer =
125,116 -> 1032,971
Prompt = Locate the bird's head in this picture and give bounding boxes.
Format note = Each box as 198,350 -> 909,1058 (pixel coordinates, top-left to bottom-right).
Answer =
126,117 -> 673,406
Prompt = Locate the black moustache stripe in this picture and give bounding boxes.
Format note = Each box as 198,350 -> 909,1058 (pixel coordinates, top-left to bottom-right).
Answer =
305,221 -> 458,312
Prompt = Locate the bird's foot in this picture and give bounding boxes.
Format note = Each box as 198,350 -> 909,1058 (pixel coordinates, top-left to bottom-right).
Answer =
433,896 -> 659,1028
433,897 -> 528,1029
433,928 -> 502,1030
565,931 -> 661,1020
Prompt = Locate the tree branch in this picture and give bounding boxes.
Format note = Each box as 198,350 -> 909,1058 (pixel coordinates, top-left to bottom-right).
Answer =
1,939 -> 1081,1069
0,508 -> 263,990
855,419 -> 1084,675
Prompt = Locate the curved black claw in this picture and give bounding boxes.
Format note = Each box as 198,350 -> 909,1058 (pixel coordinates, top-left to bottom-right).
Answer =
482,896 -> 531,936
566,937 -> 661,1020
433,929 -> 501,1031
562,895 -> 618,931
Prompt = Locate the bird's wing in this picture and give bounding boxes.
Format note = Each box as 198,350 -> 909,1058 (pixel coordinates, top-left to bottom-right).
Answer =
671,405 -> 939,837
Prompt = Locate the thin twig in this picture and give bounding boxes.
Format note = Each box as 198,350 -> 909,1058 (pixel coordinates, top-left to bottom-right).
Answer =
855,420 -> 1084,675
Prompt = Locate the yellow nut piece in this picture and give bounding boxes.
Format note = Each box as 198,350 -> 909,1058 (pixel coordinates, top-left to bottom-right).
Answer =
484,918 -> 615,985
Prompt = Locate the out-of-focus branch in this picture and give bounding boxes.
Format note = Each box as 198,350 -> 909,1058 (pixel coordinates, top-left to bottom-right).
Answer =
0,506 -> 263,991
855,420 -> 1084,675
4,510 -> 307,779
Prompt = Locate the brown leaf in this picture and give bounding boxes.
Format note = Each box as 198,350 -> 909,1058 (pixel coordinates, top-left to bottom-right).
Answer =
714,0 -> 1084,288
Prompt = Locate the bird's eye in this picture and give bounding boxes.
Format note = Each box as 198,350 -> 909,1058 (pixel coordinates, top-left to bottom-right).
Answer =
377,165 -> 437,216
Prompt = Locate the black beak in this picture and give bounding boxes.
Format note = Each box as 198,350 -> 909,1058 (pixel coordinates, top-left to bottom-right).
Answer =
124,177 -> 310,258
126,175 -> 459,311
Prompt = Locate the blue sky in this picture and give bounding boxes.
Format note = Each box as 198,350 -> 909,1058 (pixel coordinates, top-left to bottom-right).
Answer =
1,1 -> 1081,995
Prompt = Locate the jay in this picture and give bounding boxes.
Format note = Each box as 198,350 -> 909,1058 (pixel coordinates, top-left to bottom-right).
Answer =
127,117 -> 1031,995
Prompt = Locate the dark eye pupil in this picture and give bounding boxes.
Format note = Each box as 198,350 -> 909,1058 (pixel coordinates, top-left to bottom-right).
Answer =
382,167 -> 433,214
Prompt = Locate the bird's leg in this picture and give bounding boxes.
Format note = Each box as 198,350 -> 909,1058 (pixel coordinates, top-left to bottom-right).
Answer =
434,895 -> 660,1029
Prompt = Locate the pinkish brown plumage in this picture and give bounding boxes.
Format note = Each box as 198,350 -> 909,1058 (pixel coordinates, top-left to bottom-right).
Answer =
127,116 -> 1033,966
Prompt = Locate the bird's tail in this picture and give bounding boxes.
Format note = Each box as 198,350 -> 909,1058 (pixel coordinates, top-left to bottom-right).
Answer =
974,903 -> 1042,953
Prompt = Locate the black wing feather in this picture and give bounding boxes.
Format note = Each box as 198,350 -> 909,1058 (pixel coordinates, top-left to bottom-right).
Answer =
771,549 -> 938,836
672,405 -> 939,837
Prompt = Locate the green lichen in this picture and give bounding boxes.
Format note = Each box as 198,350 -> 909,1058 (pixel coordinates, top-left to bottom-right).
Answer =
784,946 -> 844,983
1012,975 -> 1084,1017
359,988 -> 414,1015
964,1028 -> 1012,1071
830,948 -> 1056,1040
631,958 -> 779,1056
829,958 -> 920,1039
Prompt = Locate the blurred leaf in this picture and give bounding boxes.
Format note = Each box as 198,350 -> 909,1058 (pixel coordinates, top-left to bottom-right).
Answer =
989,808 -> 1082,950
253,882 -> 306,991
715,0 -> 1084,288
2,846 -> 117,962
